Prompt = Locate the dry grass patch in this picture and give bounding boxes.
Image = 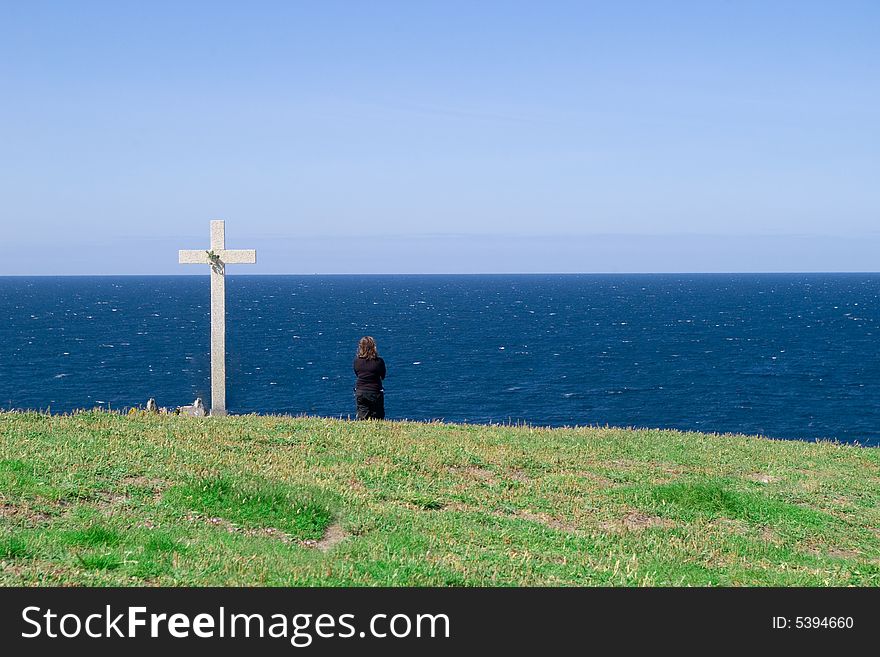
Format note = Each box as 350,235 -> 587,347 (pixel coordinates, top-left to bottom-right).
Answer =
600,511 -> 675,532
494,509 -> 579,533
304,522 -> 348,552
447,465 -> 497,485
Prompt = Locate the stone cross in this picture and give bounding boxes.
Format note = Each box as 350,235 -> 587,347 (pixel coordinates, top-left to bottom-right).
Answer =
179,220 -> 256,416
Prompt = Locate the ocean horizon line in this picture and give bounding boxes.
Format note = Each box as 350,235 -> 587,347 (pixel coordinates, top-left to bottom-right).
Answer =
1,271 -> 880,278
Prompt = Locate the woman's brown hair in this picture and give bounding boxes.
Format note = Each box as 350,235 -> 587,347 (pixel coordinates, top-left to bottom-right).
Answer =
357,336 -> 379,360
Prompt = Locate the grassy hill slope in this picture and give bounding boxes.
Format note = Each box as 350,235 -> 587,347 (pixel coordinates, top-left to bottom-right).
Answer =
1,411 -> 878,586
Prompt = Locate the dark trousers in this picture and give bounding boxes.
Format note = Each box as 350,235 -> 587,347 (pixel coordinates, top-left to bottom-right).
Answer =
355,389 -> 385,420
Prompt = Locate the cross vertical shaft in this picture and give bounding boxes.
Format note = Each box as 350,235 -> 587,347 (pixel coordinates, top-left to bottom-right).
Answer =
210,220 -> 227,416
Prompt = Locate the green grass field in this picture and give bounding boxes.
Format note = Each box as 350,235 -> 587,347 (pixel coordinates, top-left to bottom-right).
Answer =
1,410 -> 878,586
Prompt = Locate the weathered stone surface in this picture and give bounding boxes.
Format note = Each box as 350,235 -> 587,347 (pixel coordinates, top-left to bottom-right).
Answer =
178,220 -> 256,416
179,397 -> 206,417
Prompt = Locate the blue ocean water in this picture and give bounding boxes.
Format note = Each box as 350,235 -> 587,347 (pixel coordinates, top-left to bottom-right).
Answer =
0,274 -> 878,446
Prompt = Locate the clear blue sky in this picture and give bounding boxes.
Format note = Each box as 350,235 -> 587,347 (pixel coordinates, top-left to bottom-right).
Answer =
1,1 -> 878,274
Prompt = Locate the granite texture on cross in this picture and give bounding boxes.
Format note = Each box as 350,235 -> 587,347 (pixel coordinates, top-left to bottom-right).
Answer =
179,220 -> 256,416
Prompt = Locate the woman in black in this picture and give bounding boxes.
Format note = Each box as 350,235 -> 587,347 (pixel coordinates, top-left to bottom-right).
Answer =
353,336 -> 386,420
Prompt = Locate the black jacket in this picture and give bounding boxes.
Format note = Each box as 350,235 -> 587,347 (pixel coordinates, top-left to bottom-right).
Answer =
353,357 -> 386,392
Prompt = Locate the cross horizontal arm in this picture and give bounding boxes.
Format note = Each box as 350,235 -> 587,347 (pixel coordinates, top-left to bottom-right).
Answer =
220,249 -> 257,264
179,250 -> 210,264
